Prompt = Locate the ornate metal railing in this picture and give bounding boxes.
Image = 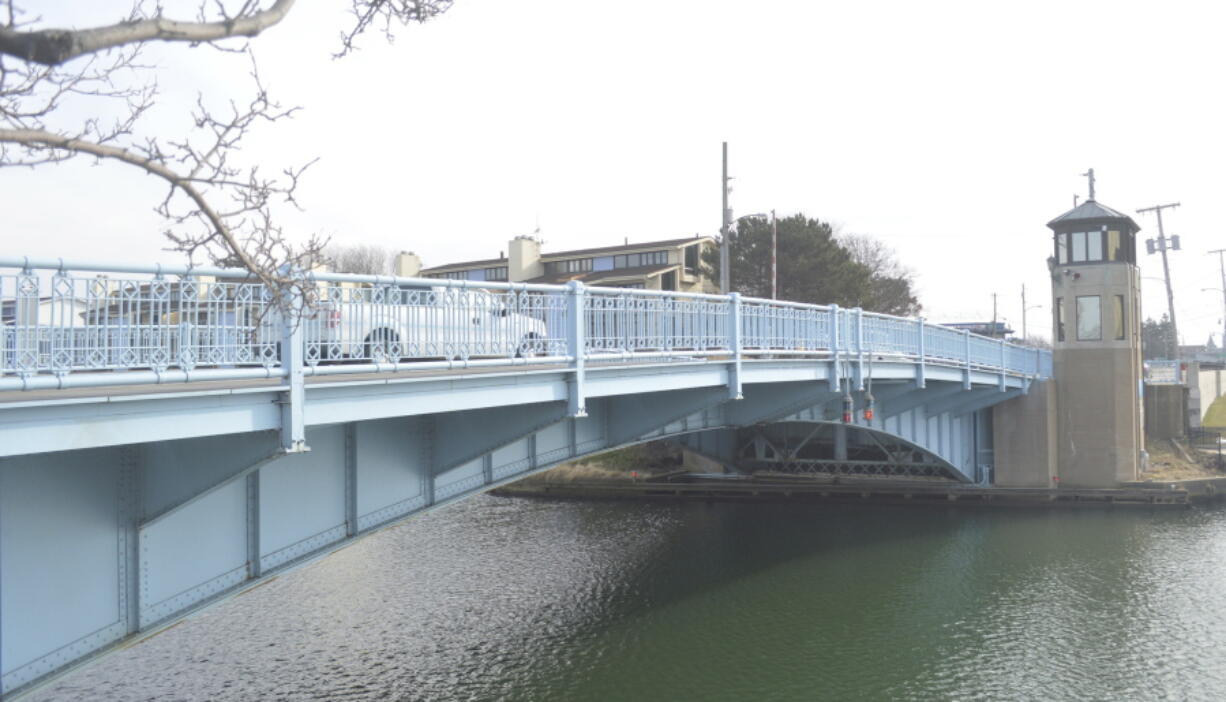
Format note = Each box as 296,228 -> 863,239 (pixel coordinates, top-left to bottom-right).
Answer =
0,257 -> 1051,391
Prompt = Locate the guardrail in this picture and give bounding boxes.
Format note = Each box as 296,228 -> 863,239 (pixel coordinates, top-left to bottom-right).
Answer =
0,256 -> 1051,391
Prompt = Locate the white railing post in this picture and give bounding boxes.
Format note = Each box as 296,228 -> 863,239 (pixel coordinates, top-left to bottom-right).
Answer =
14,265 -> 38,376
728,292 -> 743,400
279,284 -> 308,453
566,280 -> 587,417
962,328 -> 972,390
915,316 -> 926,388
828,304 -> 841,391
998,337 -> 1006,391
855,307 -> 865,391
49,269 -> 70,377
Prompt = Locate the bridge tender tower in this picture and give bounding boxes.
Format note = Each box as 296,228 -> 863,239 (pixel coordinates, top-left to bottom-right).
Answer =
1046,174 -> 1144,485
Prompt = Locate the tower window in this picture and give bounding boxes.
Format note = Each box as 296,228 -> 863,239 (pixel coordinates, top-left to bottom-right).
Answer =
1056,297 -> 1065,342
1107,230 -> 1122,261
1114,294 -> 1125,340
1076,295 -> 1101,341
1056,233 -> 1068,264
1071,231 -> 1087,262
1087,230 -> 1103,261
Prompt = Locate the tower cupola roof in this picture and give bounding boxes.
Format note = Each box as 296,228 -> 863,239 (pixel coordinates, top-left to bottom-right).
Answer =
1047,200 -> 1140,234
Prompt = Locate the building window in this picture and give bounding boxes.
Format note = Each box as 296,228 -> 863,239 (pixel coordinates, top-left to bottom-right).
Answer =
1056,297 -> 1065,342
1114,294 -> 1125,340
544,258 -> 593,274
1061,230 -> 1119,264
1076,295 -> 1101,341
1087,229 -> 1103,261
613,250 -> 669,269
1071,231 -> 1086,262
661,270 -> 677,291
684,244 -> 698,273
484,267 -> 507,281
1107,230 -> 1122,262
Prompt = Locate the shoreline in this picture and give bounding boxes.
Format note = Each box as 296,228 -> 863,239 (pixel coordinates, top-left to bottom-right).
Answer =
493,471 -> 1226,508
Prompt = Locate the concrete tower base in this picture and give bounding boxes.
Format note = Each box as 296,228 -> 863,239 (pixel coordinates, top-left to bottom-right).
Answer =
1055,346 -> 1142,486
993,381 -> 1057,487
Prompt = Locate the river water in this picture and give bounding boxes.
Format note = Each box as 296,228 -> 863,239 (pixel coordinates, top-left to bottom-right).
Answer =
28,495 -> 1226,701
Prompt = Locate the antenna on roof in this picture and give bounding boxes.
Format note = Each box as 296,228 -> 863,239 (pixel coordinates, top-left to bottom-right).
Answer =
1074,194 -> 1079,208
1080,168 -> 1096,201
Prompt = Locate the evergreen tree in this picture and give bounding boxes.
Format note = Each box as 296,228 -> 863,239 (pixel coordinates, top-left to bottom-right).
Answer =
702,213 -> 919,315
1142,314 -> 1175,360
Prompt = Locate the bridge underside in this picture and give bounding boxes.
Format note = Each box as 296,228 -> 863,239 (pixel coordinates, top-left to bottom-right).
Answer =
720,422 -> 964,481
0,369 -> 1022,696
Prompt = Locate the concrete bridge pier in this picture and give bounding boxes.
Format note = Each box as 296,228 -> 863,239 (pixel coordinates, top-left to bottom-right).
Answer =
993,381 -> 1058,487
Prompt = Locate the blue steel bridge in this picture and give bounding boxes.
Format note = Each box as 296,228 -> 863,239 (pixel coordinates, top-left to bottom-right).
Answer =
0,256 -> 1051,697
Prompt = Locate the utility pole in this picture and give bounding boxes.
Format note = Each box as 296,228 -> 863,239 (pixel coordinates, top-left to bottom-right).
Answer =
769,207 -> 779,296
1211,248 -> 1226,352
1137,202 -> 1182,358
1021,284 -> 1028,340
719,142 -> 732,294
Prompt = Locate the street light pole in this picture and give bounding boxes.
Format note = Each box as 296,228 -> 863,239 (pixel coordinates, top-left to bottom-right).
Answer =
770,209 -> 778,300
1211,248 -> 1226,352
1021,284 -> 1044,341
719,142 -> 731,294
1022,284 -> 1029,340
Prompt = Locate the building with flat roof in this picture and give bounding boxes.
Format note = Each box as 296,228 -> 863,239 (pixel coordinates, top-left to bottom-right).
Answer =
393,235 -> 717,293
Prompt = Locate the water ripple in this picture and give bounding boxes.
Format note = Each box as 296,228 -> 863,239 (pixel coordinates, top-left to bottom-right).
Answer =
26,499 -> 1226,701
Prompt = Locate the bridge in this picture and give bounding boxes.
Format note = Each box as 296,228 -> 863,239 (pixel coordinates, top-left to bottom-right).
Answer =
0,256 -> 1050,697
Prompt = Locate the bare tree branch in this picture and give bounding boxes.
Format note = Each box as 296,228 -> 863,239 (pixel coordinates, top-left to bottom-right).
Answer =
0,0 -> 454,305
0,125 -> 313,293
0,0 -> 296,66
337,0 -> 454,58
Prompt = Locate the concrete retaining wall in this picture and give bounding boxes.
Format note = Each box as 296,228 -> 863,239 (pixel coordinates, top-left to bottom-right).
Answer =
1145,384 -> 1186,440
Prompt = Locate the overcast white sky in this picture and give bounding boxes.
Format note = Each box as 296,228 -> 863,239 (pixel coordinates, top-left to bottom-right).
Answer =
6,0 -> 1226,345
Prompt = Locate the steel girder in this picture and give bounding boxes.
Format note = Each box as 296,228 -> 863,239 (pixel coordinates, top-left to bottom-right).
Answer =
739,457 -> 956,480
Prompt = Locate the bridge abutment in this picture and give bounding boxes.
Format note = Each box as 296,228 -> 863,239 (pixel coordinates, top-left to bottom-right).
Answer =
993,380 -> 1058,487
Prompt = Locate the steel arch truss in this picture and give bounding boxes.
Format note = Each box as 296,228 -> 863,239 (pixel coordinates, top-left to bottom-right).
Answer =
734,421 -> 960,481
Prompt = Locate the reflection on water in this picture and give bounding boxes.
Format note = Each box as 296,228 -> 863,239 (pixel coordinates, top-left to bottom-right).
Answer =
29,496 -> 1226,701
